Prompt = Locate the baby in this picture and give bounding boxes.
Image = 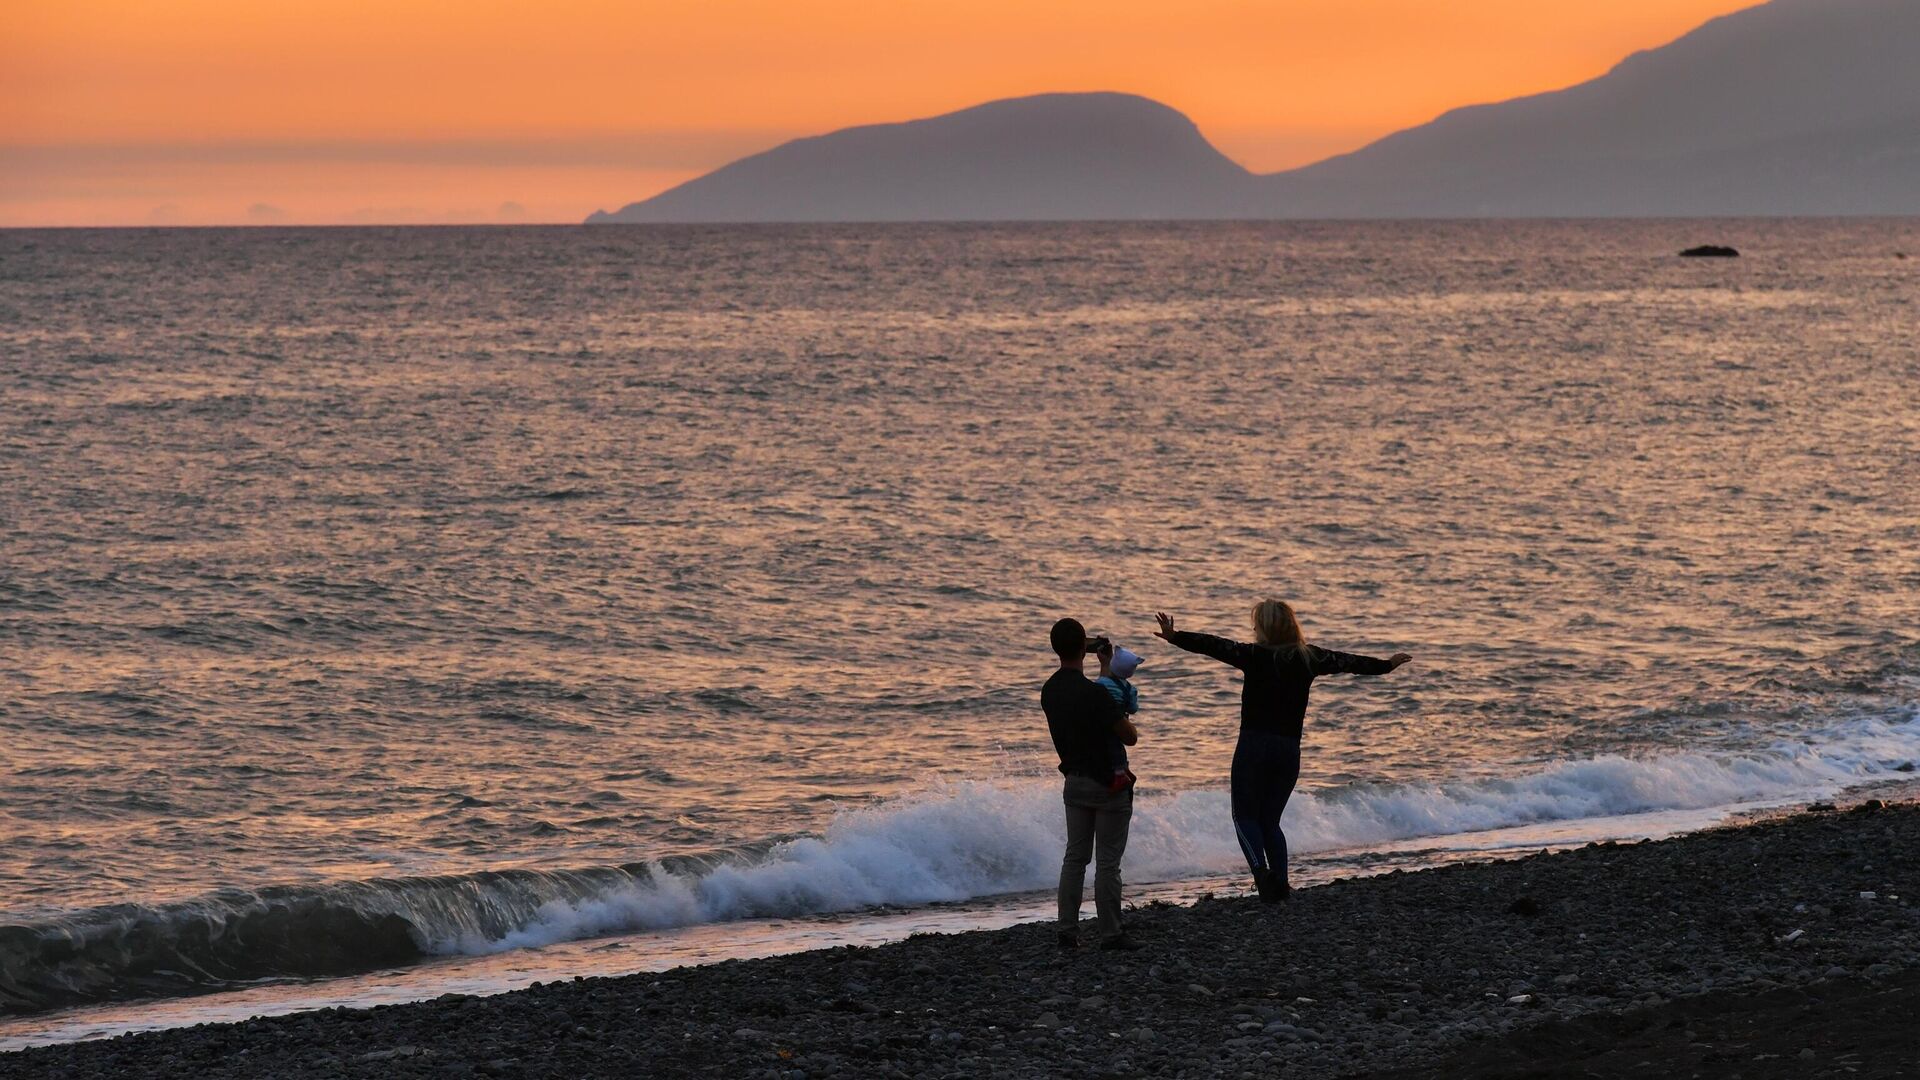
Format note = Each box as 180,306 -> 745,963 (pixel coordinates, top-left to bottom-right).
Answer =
1096,647 -> 1142,792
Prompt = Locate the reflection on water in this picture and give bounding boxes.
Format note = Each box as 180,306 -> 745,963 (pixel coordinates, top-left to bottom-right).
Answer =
0,221 -> 1917,1016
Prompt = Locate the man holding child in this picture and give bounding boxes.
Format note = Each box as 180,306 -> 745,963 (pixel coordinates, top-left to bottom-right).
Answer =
1042,617 -> 1143,951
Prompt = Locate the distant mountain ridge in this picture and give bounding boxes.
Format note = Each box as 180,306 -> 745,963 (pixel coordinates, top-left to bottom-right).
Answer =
589,0 -> 1920,222
1266,0 -> 1920,216
587,93 -> 1267,223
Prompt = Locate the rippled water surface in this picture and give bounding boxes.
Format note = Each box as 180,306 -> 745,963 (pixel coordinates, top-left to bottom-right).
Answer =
2,221 -> 1918,1016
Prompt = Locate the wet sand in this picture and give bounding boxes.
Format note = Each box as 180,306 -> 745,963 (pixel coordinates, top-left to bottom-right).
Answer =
5,800 -> 1916,1079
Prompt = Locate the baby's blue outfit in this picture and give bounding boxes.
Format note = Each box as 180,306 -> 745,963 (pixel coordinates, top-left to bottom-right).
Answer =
1094,675 -> 1138,773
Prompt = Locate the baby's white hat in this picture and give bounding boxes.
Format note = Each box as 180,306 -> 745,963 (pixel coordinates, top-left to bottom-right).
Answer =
1109,647 -> 1142,680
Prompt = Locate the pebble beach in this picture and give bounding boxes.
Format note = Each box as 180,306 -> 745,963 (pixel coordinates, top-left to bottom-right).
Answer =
6,798 -> 1916,1079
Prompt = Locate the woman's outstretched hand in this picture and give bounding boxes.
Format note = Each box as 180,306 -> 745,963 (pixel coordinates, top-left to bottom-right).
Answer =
1153,612 -> 1176,641
1388,653 -> 1413,669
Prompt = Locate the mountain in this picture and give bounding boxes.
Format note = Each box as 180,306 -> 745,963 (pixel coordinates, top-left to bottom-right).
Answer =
587,93 -> 1268,223
588,0 -> 1920,223
1266,0 -> 1920,216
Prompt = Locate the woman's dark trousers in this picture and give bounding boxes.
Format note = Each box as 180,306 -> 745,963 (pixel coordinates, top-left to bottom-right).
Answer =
1230,732 -> 1301,887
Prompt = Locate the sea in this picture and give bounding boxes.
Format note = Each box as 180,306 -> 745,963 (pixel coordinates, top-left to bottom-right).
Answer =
2,220 -> 1917,1047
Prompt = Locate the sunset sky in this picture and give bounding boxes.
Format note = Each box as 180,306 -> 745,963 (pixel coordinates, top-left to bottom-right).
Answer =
4,0 -> 1762,226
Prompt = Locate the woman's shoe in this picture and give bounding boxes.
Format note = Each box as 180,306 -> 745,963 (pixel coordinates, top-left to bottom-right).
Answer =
1253,870 -> 1278,903
1257,871 -> 1291,905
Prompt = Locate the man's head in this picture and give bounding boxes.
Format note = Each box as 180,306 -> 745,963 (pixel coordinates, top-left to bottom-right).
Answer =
1050,617 -> 1087,661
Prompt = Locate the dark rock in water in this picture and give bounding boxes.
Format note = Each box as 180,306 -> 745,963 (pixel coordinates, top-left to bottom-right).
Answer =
1508,896 -> 1542,917
1850,798 -> 1886,814
1895,761 -> 1916,772
1680,245 -> 1741,258
1807,801 -> 1838,812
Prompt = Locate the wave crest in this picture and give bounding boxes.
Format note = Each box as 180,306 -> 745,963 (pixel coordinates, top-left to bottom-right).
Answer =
4,711 -> 1914,1015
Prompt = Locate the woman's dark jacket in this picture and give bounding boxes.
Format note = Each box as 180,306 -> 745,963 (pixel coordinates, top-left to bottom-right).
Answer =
1167,632 -> 1393,739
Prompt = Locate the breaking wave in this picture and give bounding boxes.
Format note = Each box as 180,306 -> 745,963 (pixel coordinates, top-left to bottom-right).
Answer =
4,710 -> 1915,1015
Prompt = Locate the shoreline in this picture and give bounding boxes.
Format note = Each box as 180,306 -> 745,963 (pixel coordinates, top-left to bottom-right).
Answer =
2,781 -> 1830,1037
5,799 -> 1917,1078
0,796 -> 1835,1049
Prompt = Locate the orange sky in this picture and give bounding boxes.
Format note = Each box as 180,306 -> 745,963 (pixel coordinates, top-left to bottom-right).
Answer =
3,0 -> 1761,226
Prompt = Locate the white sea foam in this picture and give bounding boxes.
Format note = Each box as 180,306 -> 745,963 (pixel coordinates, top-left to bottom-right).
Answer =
433,711 -> 1920,956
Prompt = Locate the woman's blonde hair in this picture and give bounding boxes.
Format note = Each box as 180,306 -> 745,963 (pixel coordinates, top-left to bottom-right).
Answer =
1252,599 -> 1307,648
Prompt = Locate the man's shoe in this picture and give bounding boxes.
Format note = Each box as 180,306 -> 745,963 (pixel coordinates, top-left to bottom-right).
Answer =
1098,933 -> 1144,952
1253,870 -> 1278,903
1056,931 -> 1079,949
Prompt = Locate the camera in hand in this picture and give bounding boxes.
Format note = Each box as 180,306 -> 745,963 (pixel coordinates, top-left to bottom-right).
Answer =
1084,636 -> 1112,654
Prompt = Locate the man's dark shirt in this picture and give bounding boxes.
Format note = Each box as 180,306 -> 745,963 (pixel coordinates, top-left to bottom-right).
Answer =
1043,668 -> 1125,778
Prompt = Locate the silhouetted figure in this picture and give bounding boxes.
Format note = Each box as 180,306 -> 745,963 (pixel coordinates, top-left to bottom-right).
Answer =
1155,602 -> 1410,903
1043,618 -> 1142,950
